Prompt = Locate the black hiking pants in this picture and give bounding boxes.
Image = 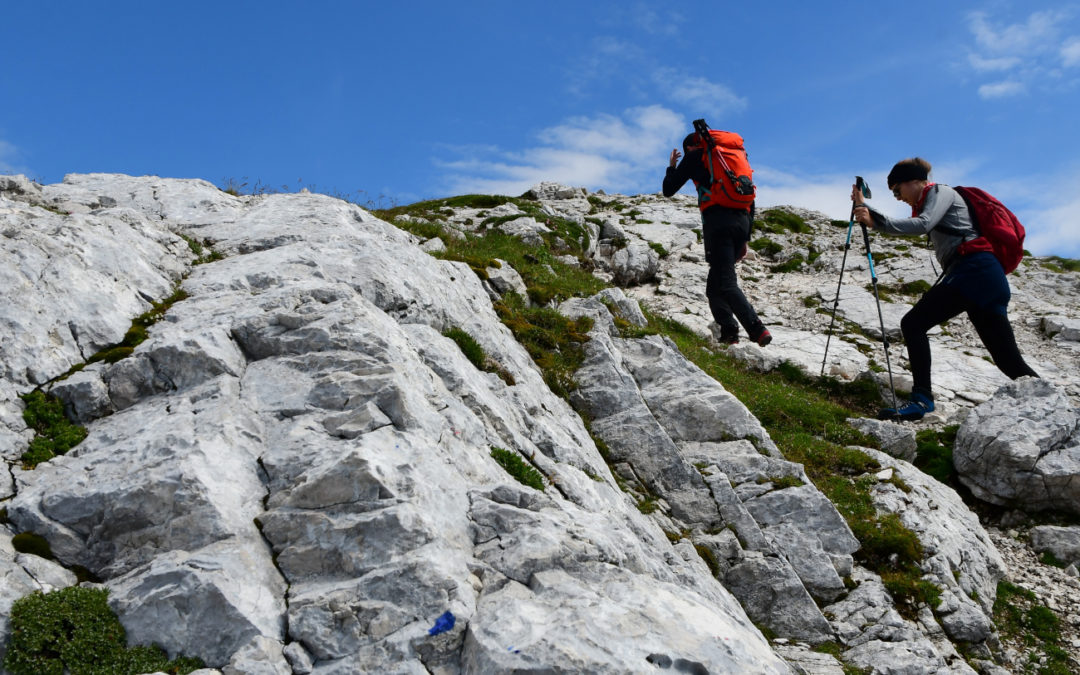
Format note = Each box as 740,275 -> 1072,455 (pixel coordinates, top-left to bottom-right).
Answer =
702,206 -> 763,338
901,268 -> 1038,396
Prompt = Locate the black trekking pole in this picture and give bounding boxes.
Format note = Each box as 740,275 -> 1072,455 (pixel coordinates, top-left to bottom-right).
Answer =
859,210 -> 899,411
820,176 -> 869,376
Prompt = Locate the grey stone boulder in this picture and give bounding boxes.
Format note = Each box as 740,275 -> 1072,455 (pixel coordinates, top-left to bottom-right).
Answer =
611,244 -> 659,287
1030,525 -> 1080,565
106,537 -> 286,667
848,417 -> 917,462
954,378 -> 1080,515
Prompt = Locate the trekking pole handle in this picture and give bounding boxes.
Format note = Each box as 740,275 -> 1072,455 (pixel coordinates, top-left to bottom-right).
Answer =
855,176 -> 871,200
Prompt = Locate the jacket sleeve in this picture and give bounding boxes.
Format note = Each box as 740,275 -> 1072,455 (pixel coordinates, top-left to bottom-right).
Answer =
870,185 -> 951,236
662,150 -> 700,197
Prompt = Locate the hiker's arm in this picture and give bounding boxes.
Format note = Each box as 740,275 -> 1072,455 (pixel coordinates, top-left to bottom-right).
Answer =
662,151 -> 694,197
873,186 -> 949,236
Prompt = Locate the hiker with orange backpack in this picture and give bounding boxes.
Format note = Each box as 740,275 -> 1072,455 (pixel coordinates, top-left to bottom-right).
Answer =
852,157 -> 1038,421
663,119 -> 771,347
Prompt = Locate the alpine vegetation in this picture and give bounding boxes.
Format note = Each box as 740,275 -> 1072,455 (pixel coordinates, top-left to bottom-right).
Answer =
2,173 -> 1079,674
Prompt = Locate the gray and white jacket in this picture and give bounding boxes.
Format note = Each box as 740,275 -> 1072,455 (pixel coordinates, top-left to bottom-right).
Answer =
865,184 -> 977,269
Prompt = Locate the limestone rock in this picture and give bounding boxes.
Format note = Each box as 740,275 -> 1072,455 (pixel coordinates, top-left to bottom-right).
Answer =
954,378 -> 1080,515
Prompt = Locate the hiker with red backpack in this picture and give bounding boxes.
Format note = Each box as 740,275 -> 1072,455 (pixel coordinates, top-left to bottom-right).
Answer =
663,119 -> 771,347
852,157 -> 1038,421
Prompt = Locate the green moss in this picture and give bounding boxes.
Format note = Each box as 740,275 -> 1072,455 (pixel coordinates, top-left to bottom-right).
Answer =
1039,256 -> 1080,273
694,544 -> 721,577
494,293 -> 592,398
443,327 -> 515,386
770,253 -> 806,273
11,532 -> 54,559
3,587 -> 204,675
749,237 -> 782,257
648,241 -> 669,258
20,391 -> 88,468
914,425 -> 958,485
757,209 -> 811,234
86,286 -> 189,367
490,447 -> 545,491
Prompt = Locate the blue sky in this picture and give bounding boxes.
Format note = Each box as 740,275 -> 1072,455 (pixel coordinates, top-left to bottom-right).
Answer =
2,1 -> 1077,257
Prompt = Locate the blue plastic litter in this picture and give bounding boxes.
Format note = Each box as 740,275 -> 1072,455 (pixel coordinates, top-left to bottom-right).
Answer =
428,611 -> 455,636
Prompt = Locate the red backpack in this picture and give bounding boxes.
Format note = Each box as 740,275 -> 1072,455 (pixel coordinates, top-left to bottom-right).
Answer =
953,186 -> 1026,274
692,119 -> 755,212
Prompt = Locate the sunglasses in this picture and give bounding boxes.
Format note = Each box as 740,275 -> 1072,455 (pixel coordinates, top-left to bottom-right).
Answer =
891,184 -> 903,198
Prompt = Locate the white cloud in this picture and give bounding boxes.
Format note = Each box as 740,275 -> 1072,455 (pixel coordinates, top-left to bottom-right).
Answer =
653,69 -> 747,115
1063,37 -> 1080,67
967,54 -> 1021,72
968,10 -> 1066,54
439,105 -> 685,197
0,139 -> 29,175
965,9 -> 1078,97
978,80 -> 1026,99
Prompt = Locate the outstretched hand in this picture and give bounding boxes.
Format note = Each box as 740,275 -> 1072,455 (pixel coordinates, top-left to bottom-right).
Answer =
669,149 -> 681,168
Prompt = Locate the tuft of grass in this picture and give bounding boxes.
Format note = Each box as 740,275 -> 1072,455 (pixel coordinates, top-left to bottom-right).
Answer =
749,237 -> 782,258
3,587 -> 204,675
1039,256 -> 1080,274
20,391 -> 88,468
648,241 -> 669,258
993,580 -> 1076,674
494,293 -> 592,398
914,425 -> 958,485
443,327 -> 515,386
756,209 -> 812,234
86,286 -> 189,366
770,253 -> 806,273
490,447 -> 545,491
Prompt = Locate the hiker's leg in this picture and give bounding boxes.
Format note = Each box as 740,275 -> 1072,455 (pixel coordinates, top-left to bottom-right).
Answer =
703,221 -> 739,336
713,211 -> 762,336
900,284 -> 966,395
969,309 -> 1040,379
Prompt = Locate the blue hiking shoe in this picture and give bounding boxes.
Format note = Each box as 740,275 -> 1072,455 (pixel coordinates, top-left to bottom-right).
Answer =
878,391 -> 935,421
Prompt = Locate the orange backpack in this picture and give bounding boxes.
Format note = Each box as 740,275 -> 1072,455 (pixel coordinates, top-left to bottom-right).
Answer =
692,119 -> 755,212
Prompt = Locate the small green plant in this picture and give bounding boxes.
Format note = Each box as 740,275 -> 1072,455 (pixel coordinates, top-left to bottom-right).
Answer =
86,286 -> 189,366
443,327 -> 515,385
749,237 -> 782,257
20,391 -> 88,468
648,241 -> 669,258
490,447 -> 545,491
770,253 -> 805,273
756,209 -> 811,234
773,475 -> 805,489
694,544 -> 721,577
1040,256 -> 1080,273
4,587 -> 204,675
914,425 -> 958,485
993,580 -> 1076,673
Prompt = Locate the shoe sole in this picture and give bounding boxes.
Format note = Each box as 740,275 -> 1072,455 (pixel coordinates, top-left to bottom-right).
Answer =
757,334 -> 772,347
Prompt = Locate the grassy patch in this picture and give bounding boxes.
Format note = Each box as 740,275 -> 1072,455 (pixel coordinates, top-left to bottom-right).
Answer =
443,327 -> 515,386
749,237 -> 782,258
648,241 -> 670,258
756,208 -> 812,234
770,253 -> 806,273
1039,256 -> 1080,274
4,587 -> 204,675
19,391 -> 88,468
490,447 -> 545,491
914,425 -> 959,485
993,580 -> 1076,674
494,293 -> 592,399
